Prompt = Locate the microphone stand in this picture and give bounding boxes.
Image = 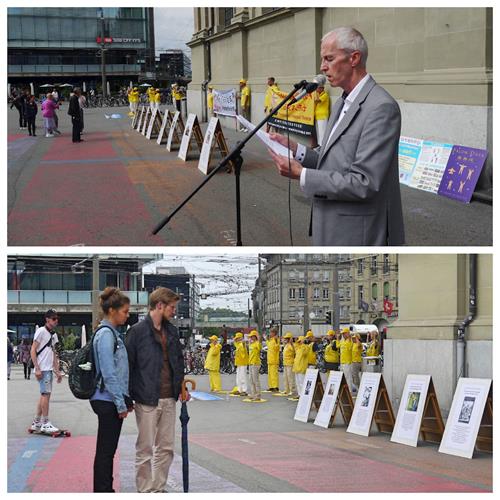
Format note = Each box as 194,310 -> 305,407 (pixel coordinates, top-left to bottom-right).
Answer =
151,81 -> 309,245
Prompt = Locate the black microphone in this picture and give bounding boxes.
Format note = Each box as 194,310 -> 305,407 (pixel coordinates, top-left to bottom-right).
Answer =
287,82 -> 318,106
293,80 -> 308,90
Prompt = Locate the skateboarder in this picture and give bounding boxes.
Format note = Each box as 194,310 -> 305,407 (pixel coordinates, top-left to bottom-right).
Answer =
30,309 -> 62,433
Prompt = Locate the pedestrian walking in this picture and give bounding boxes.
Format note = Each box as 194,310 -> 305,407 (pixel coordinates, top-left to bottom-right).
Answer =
351,334 -> 363,391
282,333 -> 297,397
7,338 -> 14,380
204,335 -> 222,392
29,309 -> 62,433
292,336 -> 308,397
339,328 -> 354,393
78,92 -> 86,134
90,287 -> 132,493
19,338 -> 33,379
10,91 -> 27,129
68,87 -> 83,143
233,332 -> 248,396
51,88 -> 60,133
41,94 -> 58,137
266,328 -> 280,392
125,287 -> 186,493
25,95 -> 38,137
248,330 -> 262,401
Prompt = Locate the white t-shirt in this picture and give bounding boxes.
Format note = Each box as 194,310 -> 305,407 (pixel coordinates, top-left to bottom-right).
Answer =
33,326 -> 59,371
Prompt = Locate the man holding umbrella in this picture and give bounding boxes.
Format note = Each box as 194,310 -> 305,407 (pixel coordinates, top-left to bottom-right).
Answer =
126,287 -> 187,493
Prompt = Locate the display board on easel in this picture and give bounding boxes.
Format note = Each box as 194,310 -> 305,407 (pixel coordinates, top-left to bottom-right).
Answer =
131,106 -> 141,129
141,107 -> 151,135
178,114 -> 204,161
439,378 -> 492,459
391,374 -> 444,447
198,117 -> 233,175
135,106 -> 145,132
347,372 -> 395,436
314,371 -> 354,428
156,110 -> 172,145
294,368 -> 324,423
166,111 -> 184,152
146,108 -> 163,139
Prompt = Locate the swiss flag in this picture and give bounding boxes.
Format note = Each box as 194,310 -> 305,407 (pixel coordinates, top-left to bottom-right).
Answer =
383,298 -> 394,315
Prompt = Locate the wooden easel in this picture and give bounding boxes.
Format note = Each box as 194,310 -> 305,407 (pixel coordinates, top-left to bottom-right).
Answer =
331,374 -> 355,426
141,107 -> 151,135
135,106 -> 145,132
372,376 -> 396,434
311,375 -> 324,411
166,112 -> 185,151
419,378 -> 445,443
178,114 -> 204,161
475,385 -> 493,453
156,110 -> 172,145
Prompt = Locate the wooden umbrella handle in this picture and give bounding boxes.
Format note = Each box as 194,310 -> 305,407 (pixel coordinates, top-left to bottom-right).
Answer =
182,379 -> 196,401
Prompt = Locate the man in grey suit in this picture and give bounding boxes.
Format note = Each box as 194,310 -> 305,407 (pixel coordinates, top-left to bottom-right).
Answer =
269,27 -> 405,246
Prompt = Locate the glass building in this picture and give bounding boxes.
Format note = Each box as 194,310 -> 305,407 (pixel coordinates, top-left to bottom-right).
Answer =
8,7 -> 155,91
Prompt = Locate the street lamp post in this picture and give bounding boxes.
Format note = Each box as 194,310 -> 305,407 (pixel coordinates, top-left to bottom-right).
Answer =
99,9 -> 107,98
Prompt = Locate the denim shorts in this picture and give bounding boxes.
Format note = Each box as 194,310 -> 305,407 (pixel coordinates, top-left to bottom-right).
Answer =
38,370 -> 53,394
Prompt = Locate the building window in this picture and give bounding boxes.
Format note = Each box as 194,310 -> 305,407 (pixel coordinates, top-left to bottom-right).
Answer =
323,288 -> 329,300
289,270 -> 296,281
338,288 -> 344,300
223,7 -> 234,27
383,254 -> 390,274
384,282 -> 390,299
323,270 -> 329,281
358,285 -> 364,305
346,288 -> 352,300
289,288 -> 296,300
357,259 -> 364,275
371,256 -> 377,275
299,287 -> 305,299
313,271 -> 320,282
313,287 -> 320,299
372,283 -> 378,300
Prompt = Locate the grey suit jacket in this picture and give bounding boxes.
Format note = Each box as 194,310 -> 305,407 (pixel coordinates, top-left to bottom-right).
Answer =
302,76 -> 405,246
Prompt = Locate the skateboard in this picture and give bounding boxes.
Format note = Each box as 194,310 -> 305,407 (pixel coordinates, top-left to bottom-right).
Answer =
28,428 -> 71,438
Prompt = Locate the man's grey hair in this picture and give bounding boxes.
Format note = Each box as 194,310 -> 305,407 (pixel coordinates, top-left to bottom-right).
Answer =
322,27 -> 368,66
73,87 -> 82,94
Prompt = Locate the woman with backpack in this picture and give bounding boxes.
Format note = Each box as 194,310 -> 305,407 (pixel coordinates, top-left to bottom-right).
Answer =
90,287 -> 133,492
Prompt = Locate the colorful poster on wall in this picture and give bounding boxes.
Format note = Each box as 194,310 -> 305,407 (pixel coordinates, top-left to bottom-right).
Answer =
437,146 -> 488,203
398,136 -> 423,185
268,89 -> 315,136
213,89 -> 237,116
439,378 -> 492,459
409,141 -> 453,193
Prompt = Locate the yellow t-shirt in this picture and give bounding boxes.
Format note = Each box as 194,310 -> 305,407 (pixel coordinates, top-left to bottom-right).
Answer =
207,92 -> 214,110
264,84 -> 280,111
366,341 -> 380,357
307,342 -> 317,365
340,338 -> 353,365
248,341 -> 261,365
314,90 -> 330,120
266,337 -> 280,365
234,341 -> 249,366
128,90 -> 139,103
352,342 -> 363,363
241,86 -> 250,109
283,342 -> 295,366
324,341 -> 340,363
204,343 -> 221,371
292,344 -> 309,374
154,92 -> 161,104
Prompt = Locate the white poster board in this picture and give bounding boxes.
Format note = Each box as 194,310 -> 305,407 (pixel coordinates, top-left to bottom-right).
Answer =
439,378 -> 492,459
347,372 -> 382,436
141,107 -> 151,135
157,110 -> 171,145
213,88 -> 236,116
146,108 -> 158,139
294,368 -> 319,423
135,106 -> 145,132
198,117 -> 219,175
314,370 -> 344,428
178,113 -> 197,161
166,111 -> 181,151
391,374 -> 431,447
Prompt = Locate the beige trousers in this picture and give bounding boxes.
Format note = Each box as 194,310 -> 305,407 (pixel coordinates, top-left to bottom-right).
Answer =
134,398 -> 176,493
236,365 -> 248,393
341,363 -> 354,393
352,362 -> 362,390
284,366 -> 297,396
248,365 -> 261,399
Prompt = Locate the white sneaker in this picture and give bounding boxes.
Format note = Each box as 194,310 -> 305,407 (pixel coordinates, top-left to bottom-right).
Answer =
41,422 -> 59,433
30,420 -> 42,431
45,133 -> 54,138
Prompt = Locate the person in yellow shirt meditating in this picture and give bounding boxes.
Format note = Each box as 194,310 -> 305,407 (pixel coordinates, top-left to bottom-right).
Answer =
248,331 -> 262,401
233,332 -> 248,396
282,332 -> 297,397
292,336 -> 309,397
204,335 -> 222,392
266,328 -> 280,392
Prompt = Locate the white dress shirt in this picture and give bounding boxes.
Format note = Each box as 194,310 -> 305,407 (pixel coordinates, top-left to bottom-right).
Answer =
297,73 -> 371,188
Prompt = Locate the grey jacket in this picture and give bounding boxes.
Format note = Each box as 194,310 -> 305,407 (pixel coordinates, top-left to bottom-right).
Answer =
302,76 -> 405,246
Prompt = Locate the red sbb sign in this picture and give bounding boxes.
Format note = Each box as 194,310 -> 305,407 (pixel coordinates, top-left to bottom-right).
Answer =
96,37 -> 113,44
96,37 -> 142,44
